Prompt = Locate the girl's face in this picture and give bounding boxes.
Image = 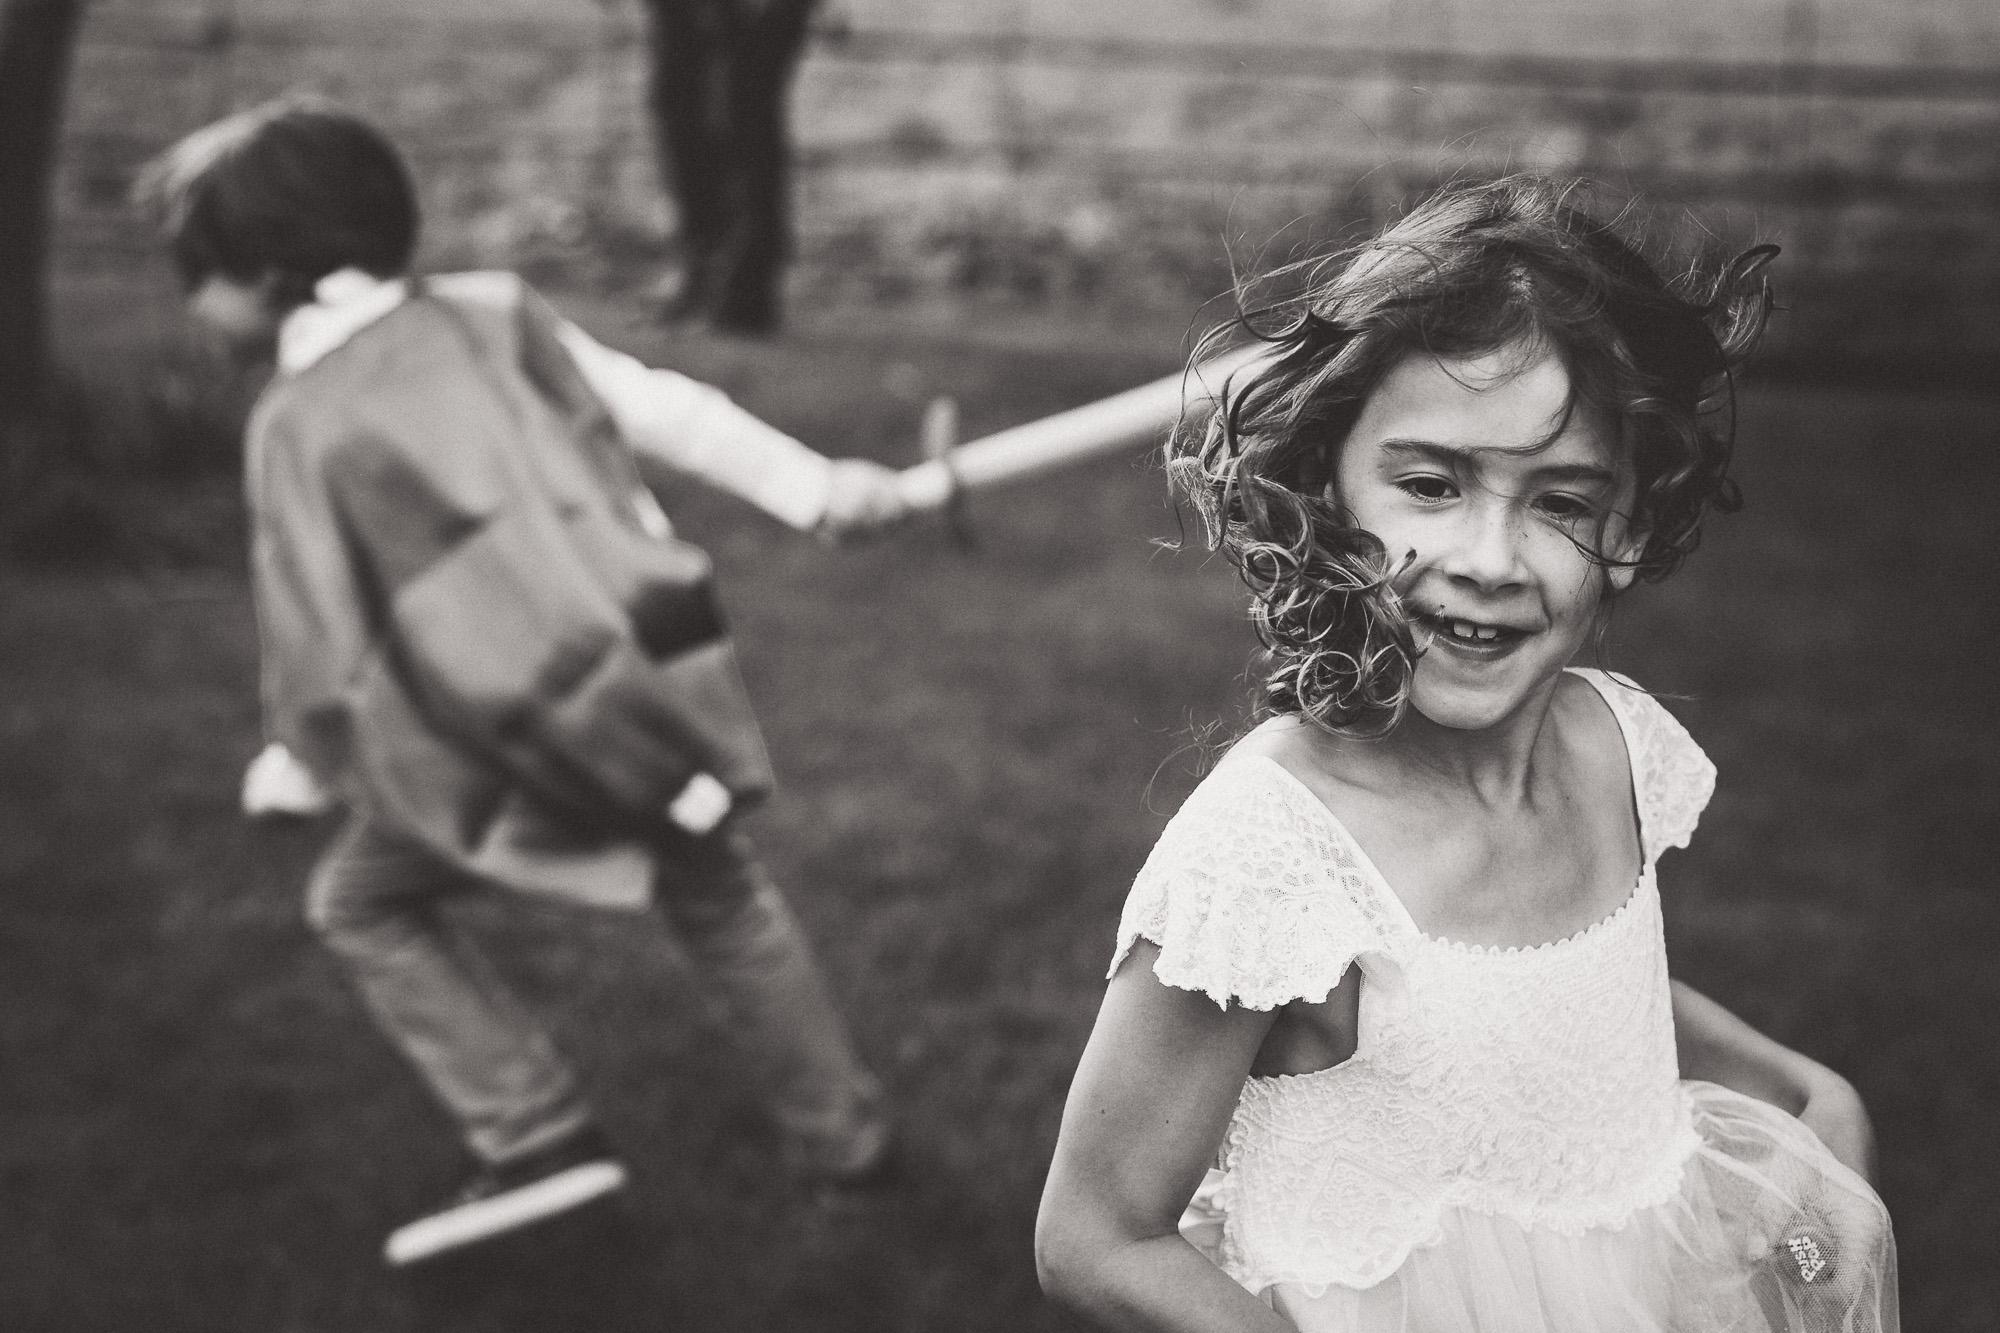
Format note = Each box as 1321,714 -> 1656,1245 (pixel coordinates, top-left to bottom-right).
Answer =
1334,340 -> 1641,733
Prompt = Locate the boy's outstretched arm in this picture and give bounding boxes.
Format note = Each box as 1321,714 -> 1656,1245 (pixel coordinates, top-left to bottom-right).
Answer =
552,321 -> 905,539
1670,978 -> 1878,1182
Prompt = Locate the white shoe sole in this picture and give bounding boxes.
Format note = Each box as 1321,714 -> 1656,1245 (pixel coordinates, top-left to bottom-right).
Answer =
383,1160 -> 628,1267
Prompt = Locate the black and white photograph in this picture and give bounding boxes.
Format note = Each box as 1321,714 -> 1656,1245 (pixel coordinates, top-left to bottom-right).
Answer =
1,0 -> 1992,1329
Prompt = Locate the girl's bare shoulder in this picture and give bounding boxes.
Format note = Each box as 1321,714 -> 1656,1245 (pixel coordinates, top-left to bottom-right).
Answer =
1224,714 -> 1313,771
1551,669 -> 1640,784
1222,716 -> 1381,807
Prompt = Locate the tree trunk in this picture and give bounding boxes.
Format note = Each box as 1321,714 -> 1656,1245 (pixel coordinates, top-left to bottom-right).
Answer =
0,0 -> 86,436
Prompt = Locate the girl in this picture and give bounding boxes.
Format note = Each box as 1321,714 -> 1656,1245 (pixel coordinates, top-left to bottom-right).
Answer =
1036,178 -> 1896,1333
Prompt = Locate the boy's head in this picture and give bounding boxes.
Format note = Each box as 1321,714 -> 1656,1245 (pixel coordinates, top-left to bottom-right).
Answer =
1172,176 -> 1776,735
139,96 -> 418,355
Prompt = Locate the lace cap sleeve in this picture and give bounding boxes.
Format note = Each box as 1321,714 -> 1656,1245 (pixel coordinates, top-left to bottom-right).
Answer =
1586,671 -> 1718,864
1109,757 -> 1396,1011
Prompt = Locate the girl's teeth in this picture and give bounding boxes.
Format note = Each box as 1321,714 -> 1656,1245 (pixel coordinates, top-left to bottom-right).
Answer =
1444,619 -> 1504,642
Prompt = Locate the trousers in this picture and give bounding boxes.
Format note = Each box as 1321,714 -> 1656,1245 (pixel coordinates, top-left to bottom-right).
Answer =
304,814 -> 884,1168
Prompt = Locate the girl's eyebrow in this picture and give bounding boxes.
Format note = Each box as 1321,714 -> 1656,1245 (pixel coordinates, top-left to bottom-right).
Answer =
1377,438 -> 1618,490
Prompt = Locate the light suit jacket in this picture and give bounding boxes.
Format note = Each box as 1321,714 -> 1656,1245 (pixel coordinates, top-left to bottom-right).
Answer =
249,272 -> 794,910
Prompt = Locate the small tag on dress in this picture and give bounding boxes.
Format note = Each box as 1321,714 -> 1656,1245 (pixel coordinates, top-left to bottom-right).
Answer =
1785,1233 -> 1828,1283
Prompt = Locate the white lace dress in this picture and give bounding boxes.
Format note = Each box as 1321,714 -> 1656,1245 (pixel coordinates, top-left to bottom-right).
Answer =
1111,670 -> 1897,1333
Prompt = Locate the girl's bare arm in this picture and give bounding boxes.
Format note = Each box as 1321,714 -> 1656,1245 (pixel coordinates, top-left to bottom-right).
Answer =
1671,978 -> 1878,1182
1037,941 -> 1297,1332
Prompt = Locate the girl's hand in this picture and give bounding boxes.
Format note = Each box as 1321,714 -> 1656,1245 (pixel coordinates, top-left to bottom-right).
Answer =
1669,980 -> 1880,1184
818,459 -> 910,540
1795,1071 -> 1879,1185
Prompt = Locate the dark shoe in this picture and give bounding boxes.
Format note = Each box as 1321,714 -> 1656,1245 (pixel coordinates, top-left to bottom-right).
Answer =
383,1128 -> 629,1267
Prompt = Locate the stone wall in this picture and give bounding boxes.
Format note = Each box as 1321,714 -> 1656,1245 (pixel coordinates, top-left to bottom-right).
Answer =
54,0 -> 2000,374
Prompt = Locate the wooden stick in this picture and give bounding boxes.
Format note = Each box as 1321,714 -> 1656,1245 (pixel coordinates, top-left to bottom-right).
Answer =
894,342 -> 1272,511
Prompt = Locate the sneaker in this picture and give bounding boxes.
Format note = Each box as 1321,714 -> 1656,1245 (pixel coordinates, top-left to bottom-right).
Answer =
383,1128 -> 629,1267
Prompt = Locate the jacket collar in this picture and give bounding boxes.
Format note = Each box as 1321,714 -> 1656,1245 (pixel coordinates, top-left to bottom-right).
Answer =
277,267 -> 410,374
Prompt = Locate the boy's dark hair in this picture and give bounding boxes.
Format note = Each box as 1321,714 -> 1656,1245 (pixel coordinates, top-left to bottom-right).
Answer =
1170,176 -> 1777,737
137,96 -> 419,305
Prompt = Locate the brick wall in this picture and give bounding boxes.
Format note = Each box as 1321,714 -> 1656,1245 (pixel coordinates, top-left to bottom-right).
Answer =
53,0 -> 2000,375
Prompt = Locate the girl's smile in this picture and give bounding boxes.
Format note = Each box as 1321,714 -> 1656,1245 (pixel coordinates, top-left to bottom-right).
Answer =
1334,339 -> 1641,733
1418,614 -> 1534,649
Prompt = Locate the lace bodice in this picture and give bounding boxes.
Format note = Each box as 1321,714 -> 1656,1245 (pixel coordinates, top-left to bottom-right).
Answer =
1110,670 -> 1717,1293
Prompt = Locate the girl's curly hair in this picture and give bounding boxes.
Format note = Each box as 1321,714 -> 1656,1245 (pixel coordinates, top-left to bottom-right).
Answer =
1168,176 -> 1776,737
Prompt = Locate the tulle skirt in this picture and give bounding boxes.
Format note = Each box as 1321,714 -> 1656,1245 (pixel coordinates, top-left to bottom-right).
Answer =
1181,1082 -> 1896,1333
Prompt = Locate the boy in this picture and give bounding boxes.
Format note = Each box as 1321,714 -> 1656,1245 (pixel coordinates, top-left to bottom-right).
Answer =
141,98 -> 903,1266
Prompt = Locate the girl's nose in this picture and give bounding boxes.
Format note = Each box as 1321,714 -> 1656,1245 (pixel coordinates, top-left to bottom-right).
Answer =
1438,500 -> 1525,591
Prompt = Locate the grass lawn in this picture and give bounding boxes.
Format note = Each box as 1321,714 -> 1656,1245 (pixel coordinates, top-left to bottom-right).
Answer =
1,298 -> 1994,1332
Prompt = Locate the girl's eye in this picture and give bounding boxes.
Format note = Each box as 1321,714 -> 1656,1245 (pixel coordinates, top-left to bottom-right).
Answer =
1398,475 -> 1457,503
1536,493 -> 1594,521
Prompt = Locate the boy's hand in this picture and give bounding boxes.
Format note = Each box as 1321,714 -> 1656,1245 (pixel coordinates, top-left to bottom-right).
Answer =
818,459 -> 910,541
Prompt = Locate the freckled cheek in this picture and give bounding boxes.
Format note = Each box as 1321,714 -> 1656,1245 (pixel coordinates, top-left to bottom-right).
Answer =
1525,533 -> 1615,614
1360,513 -> 1439,593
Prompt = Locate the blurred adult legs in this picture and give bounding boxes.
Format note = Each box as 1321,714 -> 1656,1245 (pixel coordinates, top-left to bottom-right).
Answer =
642,0 -> 818,334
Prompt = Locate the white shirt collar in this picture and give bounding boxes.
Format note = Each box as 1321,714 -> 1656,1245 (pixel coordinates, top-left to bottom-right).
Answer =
277,267 -> 410,374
